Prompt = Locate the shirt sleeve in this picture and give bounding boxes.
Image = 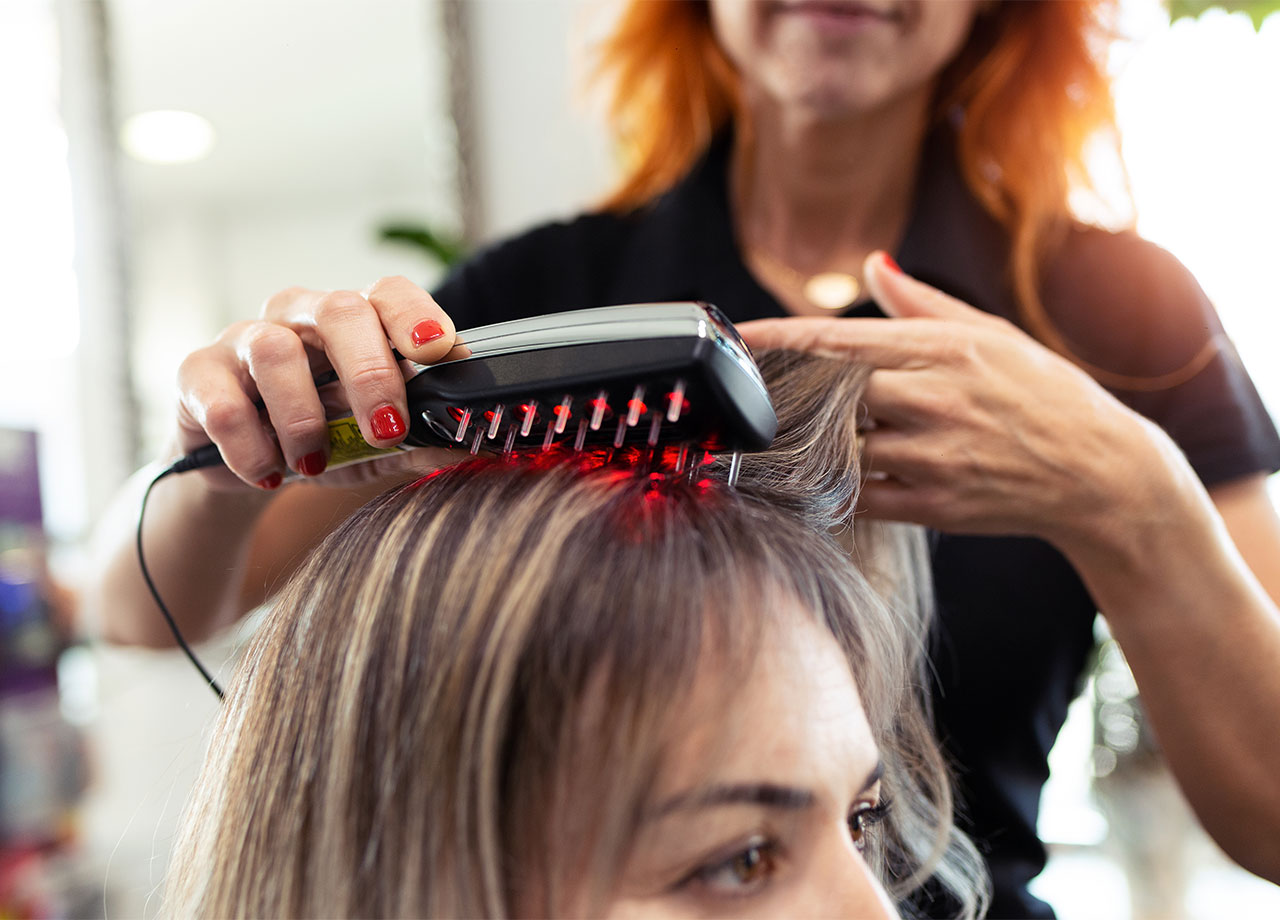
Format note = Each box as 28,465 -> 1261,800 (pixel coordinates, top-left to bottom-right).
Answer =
1041,228 -> 1280,488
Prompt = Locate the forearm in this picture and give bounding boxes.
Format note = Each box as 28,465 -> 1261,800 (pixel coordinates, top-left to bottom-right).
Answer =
1060,452 -> 1280,881
85,462 -> 274,648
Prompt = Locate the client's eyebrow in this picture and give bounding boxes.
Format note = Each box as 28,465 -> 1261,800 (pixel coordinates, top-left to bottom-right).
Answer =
649,759 -> 884,821
649,783 -> 814,820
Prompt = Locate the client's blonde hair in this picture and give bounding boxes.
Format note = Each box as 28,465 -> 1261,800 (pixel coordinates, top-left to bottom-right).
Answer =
165,352 -> 988,918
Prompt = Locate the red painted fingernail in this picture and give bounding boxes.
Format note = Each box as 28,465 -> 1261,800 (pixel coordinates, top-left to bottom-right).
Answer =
881,253 -> 902,275
256,472 -> 283,490
298,451 -> 327,477
371,405 -> 406,441
411,319 -> 446,347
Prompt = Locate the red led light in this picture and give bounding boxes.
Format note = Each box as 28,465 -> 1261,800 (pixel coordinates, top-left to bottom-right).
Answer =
483,409 -> 497,422
627,399 -> 647,415
552,403 -> 572,417
665,392 -> 691,413
588,397 -> 613,416
447,406 -> 466,421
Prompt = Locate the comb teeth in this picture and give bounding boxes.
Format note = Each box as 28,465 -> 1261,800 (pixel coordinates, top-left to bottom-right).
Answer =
519,401 -> 538,438
430,376 -> 736,464
589,390 -> 608,431
486,404 -> 505,439
452,407 -> 472,442
626,385 -> 646,427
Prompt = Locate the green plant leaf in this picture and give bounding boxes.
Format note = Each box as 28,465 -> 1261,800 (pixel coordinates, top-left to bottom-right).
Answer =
378,222 -> 468,268
1167,0 -> 1280,29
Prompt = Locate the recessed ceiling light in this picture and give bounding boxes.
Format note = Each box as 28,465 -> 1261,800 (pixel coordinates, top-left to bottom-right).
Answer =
120,110 -> 215,164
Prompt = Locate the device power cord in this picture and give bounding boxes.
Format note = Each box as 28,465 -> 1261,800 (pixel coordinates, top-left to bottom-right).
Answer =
137,453 -> 226,701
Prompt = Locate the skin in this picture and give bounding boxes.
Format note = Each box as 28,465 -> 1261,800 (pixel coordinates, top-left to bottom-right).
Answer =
84,0 -> 1280,884
710,0 -> 985,315
598,611 -> 895,919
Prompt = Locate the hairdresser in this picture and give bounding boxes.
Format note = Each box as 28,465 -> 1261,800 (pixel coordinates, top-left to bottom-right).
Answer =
89,1 -> 1280,915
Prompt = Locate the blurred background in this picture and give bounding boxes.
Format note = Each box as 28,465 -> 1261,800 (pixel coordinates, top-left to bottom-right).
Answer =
0,0 -> 1276,917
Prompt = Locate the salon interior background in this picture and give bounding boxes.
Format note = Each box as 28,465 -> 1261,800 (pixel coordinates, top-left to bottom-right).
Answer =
1,0 -> 1278,918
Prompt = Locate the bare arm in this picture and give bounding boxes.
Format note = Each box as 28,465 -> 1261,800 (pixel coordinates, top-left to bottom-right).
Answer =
1063,467 -> 1280,881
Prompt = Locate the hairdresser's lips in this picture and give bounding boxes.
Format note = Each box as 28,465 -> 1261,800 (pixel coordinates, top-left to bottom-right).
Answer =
772,1 -> 902,34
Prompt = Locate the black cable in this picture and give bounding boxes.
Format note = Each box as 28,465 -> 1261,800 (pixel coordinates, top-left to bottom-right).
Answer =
137,462 -> 225,700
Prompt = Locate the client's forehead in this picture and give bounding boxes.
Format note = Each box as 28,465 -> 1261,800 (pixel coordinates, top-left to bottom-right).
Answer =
653,601 -> 878,809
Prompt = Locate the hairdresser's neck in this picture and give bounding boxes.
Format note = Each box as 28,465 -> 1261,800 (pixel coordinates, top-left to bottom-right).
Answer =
732,86 -> 931,270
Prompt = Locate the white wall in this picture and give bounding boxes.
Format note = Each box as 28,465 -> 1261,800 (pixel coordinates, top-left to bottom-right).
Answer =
466,0 -> 616,242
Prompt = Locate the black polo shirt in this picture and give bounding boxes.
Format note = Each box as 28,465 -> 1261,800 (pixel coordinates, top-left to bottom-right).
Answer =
433,129 -> 1280,918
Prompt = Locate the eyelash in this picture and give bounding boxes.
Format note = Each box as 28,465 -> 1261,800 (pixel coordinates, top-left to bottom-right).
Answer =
847,797 -> 892,852
679,798 -> 893,897
684,836 -> 780,897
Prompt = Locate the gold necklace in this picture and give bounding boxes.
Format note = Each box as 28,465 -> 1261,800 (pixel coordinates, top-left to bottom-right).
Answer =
746,243 -> 863,312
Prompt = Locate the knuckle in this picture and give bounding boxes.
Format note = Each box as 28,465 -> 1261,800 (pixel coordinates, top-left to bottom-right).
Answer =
916,386 -> 957,420
369,274 -> 411,296
261,285 -> 308,318
276,414 -> 327,446
345,362 -> 401,395
242,323 -> 303,368
314,290 -> 370,326
175,346 -> 221,387
201,399 -> 253,441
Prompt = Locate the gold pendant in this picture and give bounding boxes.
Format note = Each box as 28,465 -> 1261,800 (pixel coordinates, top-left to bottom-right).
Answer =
803,272 -> 860,311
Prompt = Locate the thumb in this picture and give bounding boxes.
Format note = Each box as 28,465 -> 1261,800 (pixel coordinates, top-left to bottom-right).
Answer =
864,251 -> 995,326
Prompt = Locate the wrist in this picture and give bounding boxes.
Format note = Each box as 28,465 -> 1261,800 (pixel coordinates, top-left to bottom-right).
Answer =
1051,415 -> 1212,579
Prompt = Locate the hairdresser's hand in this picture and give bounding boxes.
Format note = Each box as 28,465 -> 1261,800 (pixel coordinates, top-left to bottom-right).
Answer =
175,276 -> 462,491
738,252 -> 1181,552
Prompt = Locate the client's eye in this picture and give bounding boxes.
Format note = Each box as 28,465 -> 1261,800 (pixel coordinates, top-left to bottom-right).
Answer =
687,837 -> 780,896
847,798 -> 891,852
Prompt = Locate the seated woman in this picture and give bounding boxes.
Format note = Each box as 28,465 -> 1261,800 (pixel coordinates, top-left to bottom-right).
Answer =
163,353 -> 988,919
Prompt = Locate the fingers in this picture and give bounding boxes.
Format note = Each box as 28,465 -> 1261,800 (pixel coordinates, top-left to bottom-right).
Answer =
310,290 -> 411,447
856,478 -> 941,527
863,250 -> 1008,327
365,275 -> 457,364
178,346 -> 287,489
862,368 -> 919,427
236,322 -> 330,476
739,317 -> 955,370
860,428 -> 934,483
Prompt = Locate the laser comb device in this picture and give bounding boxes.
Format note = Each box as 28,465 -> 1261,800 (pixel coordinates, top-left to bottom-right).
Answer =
401,301 -> 775,465
173,301 -> 777,480
144,302 -> 778,697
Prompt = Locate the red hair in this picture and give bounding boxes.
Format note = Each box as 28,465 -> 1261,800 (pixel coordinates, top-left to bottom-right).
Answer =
591,1 -> 1198,388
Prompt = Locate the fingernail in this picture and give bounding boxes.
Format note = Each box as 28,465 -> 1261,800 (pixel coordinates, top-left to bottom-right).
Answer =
371,405 -> 406,441
256,472 -> 283,490
881,252 -> 902,275
298,451 -> 327,477
411,319 -> 446,347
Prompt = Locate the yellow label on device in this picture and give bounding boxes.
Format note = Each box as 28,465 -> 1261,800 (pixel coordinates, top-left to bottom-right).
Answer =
326,415 -> 402,469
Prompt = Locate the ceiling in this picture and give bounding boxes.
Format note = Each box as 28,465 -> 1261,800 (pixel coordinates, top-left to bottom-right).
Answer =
104,0 -> 453,212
